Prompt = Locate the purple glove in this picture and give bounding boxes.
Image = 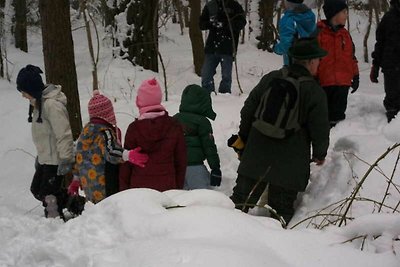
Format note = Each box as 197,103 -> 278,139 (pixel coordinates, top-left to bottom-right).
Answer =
68,179 -> 80,195
128,147 -> 149,167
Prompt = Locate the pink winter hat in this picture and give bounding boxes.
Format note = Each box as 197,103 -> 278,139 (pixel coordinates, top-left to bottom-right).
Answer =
136,78 -> 165,115
88,90 -> 117,126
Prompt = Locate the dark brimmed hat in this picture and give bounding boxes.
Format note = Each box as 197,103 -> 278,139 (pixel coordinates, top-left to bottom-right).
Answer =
323,0 -> 348,21
288,38 -> 328,60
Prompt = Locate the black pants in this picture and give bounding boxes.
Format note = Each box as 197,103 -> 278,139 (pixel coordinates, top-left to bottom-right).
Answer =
323,86 -> 350,126
30,164 -> 68,215
383,69 -> 400,122
230,174 -> 298,224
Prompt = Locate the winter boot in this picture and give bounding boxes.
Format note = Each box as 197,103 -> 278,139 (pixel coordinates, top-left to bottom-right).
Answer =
44,194 -> 59,218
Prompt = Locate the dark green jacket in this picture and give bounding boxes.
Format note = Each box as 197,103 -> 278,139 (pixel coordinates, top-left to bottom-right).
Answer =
174,85 -> 220,170
238,64 -> 329,191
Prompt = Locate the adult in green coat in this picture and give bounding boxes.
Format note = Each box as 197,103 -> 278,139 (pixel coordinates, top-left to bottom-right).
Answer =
174,85 -> 222,189
230,38 -> 330,224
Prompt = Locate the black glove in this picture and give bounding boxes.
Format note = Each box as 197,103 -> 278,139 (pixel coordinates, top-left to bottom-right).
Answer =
210,169 -> 222,187
227,134 -> 245,159
265,40 -> 277,53
370,65 -> 379,83
350,75 -> 359,94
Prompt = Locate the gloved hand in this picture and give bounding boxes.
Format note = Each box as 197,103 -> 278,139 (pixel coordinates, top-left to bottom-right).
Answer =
227,134 -> 245,159
370,65 -> 379,83
123,147 -> 149,167
266,40 -> 277,53
210,169 -> 222,187
57,161 -> 73,176
68,178 -> 80,195
350,75 -> 359,94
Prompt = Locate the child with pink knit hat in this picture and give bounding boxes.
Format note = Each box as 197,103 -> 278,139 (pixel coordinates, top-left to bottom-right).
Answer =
69,90 -> 149,205
119,78 -> 187,192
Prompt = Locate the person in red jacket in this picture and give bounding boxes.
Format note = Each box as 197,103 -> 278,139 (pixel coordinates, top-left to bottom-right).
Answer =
119,78 -> 187,192
317,0 -> 359,127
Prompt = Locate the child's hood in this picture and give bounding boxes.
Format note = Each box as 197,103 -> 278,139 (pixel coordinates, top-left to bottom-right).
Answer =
178,84 -> 216,120
42,84 -> 67,105
285,7 -> 316,34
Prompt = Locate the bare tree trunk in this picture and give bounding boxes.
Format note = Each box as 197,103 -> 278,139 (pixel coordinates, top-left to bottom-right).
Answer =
99,0 -> 118,27
276,0 -> 283,32
124,0 -> 158,72
183,5 -> 189,27
39,0 -> 82,140
172,0 -> 184,35
363,0 -> 373,63
14,0 -> 27,52
0,0 -> 4,78
256,0 -> 276,51
80,0 -> 98,91
240,0 -> 248,44
373,0 -> 380,25
188,0 -> 204,76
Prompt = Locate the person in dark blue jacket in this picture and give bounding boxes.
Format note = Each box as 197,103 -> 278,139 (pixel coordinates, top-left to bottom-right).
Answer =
273,0 -> 316,66
199,0 -> 246,94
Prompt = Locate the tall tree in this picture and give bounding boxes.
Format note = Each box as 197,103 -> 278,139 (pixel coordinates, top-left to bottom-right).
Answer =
188,0 -> 204,76
14,0 -> 27,52
122,0 -> 159,72
0,0 -> 5,77
256,0 -> 276,51
39,0 -> 82,140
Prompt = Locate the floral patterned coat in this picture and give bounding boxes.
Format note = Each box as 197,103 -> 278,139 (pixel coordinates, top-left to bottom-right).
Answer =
74,121 -> 124,203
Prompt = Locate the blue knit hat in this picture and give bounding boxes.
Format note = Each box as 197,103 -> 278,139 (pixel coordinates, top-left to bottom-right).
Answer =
16,65 -> 45,123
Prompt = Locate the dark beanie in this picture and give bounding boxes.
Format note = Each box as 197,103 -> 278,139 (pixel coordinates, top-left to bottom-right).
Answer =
323,0 -> 348,21
286,0 -> 304,3
16,65 -> 45,123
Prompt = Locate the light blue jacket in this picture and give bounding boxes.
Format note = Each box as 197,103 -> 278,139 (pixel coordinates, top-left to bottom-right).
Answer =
273,5 -> 316,65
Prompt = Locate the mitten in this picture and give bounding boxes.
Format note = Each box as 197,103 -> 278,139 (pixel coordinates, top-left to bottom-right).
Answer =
227,134 -> 245,159
123,147 -> 149,167
68,178 -> 80,195
370,65 -> 379,83
350,75 -> 359,94
57,161 -> 73,176
210,169 -> 222,187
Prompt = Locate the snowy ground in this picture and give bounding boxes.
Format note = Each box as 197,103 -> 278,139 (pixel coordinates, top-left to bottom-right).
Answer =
0,7 -> 399,267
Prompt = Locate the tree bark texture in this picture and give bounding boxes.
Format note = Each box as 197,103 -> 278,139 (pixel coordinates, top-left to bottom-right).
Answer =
257,0 -> 275,51
39,0 -> 82,140
188,0 -> 204,76
123,0 -> 158,72
14,0 -> 28,52
0,0 -> 4,77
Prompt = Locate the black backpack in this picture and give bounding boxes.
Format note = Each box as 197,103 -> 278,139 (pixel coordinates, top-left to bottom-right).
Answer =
252,68 -> 314,139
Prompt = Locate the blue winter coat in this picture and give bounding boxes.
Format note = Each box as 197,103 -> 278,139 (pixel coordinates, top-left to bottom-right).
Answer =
273,5 -> 316,66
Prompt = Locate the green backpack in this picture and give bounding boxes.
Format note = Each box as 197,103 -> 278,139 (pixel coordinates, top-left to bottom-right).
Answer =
252,68 -> 314,139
